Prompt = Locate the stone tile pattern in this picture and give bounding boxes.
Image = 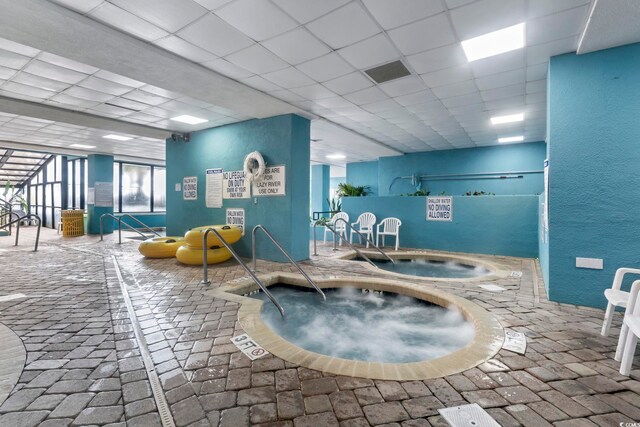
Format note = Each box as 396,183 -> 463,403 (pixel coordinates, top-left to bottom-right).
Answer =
1,229 -> 640,426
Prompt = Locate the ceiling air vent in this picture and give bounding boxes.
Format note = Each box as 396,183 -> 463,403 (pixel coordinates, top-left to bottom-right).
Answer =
364,60 -> 411,84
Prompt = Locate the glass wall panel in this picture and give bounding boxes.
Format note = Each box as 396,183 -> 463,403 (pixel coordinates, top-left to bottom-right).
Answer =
113,163 -> 120,212
153,168 -> 166,212
122,164 -> 151,212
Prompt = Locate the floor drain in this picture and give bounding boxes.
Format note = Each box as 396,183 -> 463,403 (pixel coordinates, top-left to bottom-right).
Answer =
438,403 -> 500,427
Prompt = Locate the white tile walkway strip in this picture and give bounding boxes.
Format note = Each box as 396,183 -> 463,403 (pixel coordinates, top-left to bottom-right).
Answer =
0,293 -> 26,302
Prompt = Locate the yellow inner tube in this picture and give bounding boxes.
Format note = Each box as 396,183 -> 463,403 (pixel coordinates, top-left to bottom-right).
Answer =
176,245 -> 233,265
138,237 -> 185,259
184,225 -> 242,249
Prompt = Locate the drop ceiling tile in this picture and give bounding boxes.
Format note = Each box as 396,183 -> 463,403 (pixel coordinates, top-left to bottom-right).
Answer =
337,33 -> 401,70
363,0 -> 444,30
48,0 -> 104,14
450,0 -> 525,40
88,103 -> 132,116
481,83 -> 524,101
420,64 -> 474,88
3,82 -> 57,99
290,84 -> 336,100
379,75 -> 427,97
225,44 -> 289,75
191,0 -> 232,10
526,79 -> 546,94
306,3 -> 381,49
143,106 -> 175,118
272,0 -> 350,24
94,70 -> 145,88
89,2 -> 169,42
64,86 -> 114,102
23,60 -> 88,84
315,97 -> 356,109
177,14 -> 254,57
107,97 -> 149,111
526,36 -> 578,66
361,98 -> 401,113
475,68 -> 525,91
323,72 -> 373,95
440,91 -> 483,108
78,76 -> 132,96
216,0 -> 297,41
268,89 -> 306,103
527,6 -> 589,46
240,76 -> 282,92
262,28 -> 331,65
37,52 -> 99,74
432,80 -> 479,98
343,86 -> 389,105
526,91 -> 546,104
470,50 -> 526,77
110,0 -> 207,33
388,13 -> 456,56
0,49 -> 31,70
49,93 -> 100,109
484,94 -> 525,110
159,99 -> 203,115
297,53 -> 354,82
0,65 -> 16,80
154,36 -> 218,63
527,0 -> 590,19
12,72 -> 71,92
200,58 -> 254,80
262,67 -> 315,89
526,63 -> 548,81
406,44 -> 467,74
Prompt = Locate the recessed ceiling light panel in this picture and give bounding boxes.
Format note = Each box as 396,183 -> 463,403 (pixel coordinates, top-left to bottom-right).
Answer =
490,113 -> 524,125
171,115 -> 209,125
103,134 -> 132,141
461,23 -> 525,62
326,154 -> 346,160
70,144 -> 96,149
498,136 -> 524,143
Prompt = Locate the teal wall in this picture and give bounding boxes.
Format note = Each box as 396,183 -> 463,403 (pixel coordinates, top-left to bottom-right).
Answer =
538,193 -> 549,293
166,114 -> 311,261
117,213 -> 166,229
346,143 -> 546,197
547,43 -> 640,308
87,154 -> 114,234
311,164 -> 330,215
341,195 -> 538,257
346,161 -> 379,195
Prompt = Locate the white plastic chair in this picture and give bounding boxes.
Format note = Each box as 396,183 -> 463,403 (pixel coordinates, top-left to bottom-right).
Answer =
350,212 -> 376,248
617,280 -> 640,375
601,268 -> 640,336
323,212 -> 349,246
376,217 -> 402,251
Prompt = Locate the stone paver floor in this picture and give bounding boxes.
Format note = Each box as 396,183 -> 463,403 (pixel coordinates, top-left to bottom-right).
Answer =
0,227 -> 639,426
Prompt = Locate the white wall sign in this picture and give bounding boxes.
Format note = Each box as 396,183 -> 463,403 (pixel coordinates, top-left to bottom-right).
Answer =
543,159 -> 549,242
183,176 -> 198,200
226,208 -> 245,235
94,182 -> 113,207
252,165 -> 286,197
230,334 -> 268,360
223,170 -> 250,199
175,183 -> 181,192
87,187 -> 95,205
205,168 -> 223,208
426,196 -> 453,221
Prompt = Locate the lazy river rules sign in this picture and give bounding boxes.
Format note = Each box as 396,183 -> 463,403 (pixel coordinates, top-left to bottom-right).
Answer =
252,166 -> 286,196
427,196 -> 453,221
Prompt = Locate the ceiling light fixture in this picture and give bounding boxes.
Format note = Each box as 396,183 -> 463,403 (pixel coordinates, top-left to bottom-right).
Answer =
103,134 -> 132,141
490,113 -> 524,125
461,23 -> 525,62
498,136 -> 524,143
326,154 -> 346,160
171,115 -> 209,125
70,144 -> 96,149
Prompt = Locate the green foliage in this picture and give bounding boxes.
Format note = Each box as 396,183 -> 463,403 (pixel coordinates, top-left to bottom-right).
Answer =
439,191 -> 447,196
327,197 -> 342,213
464,191 -> 495,196
337,183 -> 372,197
401,189 -> 430,197
2,180 -> 28,212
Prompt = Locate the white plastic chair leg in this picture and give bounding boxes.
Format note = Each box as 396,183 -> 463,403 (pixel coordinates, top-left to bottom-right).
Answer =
601,303 -> 615,336
615,322 -> 629,361
395,236 -> 399,251
620,333 -> 638,376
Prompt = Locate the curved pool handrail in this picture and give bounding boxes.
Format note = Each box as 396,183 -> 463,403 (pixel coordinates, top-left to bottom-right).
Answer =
201,227 -> 285,317
11,214 -> 42,252
316,221 -> 378,269
118,214 -> 161,239
252,225 -> 326,301
100,213 -> 120,241
333,218 -> 395,264
100,213 -> 160,243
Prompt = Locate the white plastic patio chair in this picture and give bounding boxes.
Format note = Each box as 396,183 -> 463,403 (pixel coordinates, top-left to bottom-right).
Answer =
323,212 -> 349,246
376,217 -> 402,251
617,280 -> 640,375
601,267 -> 640,336
350,212 -> 376,248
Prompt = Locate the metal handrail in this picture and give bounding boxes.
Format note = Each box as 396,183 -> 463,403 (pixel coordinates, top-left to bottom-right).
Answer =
201,227 -> 285,317
333,218 -> 395,264
9,214 -> 42,251
252,225 -> 326,301
100,213 -> 160,243
317,222 -> 378,268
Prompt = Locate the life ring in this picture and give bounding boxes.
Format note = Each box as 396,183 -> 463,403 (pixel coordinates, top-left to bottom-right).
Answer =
176,245 -> 233,265
184,225 -> 243,249
138,237 -> 185,259
243,151 -> 266,181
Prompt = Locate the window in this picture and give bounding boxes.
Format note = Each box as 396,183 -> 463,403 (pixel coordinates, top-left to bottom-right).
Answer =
153,167 -> 166,212
113,163 -> 120,208
121,164 -> 151,212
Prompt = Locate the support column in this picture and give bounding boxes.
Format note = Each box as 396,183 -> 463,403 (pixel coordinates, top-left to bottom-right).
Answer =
87,154 -> 114,234
311,164 -> 330,217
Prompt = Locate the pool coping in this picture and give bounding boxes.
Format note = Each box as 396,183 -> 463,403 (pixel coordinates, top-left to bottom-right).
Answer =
336,250 -> 511,282
207,272 -> 504,380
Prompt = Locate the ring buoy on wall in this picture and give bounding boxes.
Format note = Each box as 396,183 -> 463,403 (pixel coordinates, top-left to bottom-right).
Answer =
243,151 -> 266,182
138,237 -> 185,258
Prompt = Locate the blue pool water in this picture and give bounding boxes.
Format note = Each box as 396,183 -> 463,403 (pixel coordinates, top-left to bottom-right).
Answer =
251,285 -> 474,363
361,258 -> 490,278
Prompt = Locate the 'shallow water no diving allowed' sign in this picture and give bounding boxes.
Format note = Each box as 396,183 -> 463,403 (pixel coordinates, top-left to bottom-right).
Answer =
426,196 -> 453,221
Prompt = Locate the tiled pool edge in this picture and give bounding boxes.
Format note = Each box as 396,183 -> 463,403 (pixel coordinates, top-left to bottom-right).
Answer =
207,272 -> 504,381
0,321 -> 26,405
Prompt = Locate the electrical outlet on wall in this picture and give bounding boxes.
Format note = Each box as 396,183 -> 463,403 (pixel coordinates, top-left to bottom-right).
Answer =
576,257 -> 603,269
